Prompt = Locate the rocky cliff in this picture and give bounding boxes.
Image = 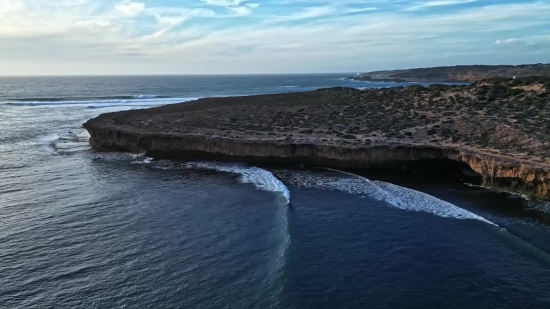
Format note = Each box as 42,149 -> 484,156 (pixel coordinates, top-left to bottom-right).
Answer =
84,77 -> 550,199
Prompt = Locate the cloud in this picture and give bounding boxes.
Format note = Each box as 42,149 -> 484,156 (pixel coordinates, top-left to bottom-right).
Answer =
246,3 -> 260,9
407,0 -> 478,11
495,38 -> 518,45
115,0 -> 145,17
266,6 -> 336,22
143,8 -> 216,38
201,0 -> 259,16
227,6 -> 253,16
494,35 -> 550,48
0,0 -> 549,75
201,0 -> 247,5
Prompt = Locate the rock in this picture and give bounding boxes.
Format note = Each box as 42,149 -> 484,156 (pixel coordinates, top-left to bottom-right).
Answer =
83,76 -> 550,200
537,182 -> 548,197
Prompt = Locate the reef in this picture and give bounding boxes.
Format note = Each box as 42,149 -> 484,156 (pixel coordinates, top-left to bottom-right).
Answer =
84,76 -> 550,199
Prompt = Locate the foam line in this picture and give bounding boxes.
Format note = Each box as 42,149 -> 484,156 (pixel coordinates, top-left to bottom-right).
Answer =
187,161 -> 290,205
6,97 -> 197,108
290,168 -> 498,225
373,181 -> 497,225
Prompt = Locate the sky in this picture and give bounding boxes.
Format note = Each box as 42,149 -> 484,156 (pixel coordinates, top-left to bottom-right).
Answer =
0,0 -> 549,75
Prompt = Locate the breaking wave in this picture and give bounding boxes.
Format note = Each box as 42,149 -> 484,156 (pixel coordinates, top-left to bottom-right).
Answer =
183,161 -> 291,301
281,168 -> 497,225
39,129 -> 91,155
372,181 -> 497,225
12,95 -> 168,102
185,161 -> 291,205
5,96 -> 198,108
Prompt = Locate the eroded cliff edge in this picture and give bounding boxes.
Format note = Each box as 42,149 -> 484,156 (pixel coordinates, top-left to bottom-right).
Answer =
84,77 -> 550,199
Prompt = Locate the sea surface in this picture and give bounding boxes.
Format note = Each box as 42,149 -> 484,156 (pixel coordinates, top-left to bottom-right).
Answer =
1,75 -> 550,309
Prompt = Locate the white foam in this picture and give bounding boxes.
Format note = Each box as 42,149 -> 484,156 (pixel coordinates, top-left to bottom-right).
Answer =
373,181 -> 497,225
464,183 -> 530,200
187,161 -> 290,204
6,97 -> 197,108
131,157 -> 153,164
284,168 -> 497,225
51,130 -> 92,154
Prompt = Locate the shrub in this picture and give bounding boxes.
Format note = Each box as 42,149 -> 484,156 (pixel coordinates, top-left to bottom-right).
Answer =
506,88 -> 524,96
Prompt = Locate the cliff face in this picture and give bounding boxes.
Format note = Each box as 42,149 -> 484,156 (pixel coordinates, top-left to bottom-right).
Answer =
84,123 -> 550,199
83,77 -> 550,199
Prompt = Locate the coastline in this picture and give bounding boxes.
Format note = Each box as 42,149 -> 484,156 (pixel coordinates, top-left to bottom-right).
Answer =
83,124 -> 550,199
348,63 -> 550,83
83,78 -> 550,200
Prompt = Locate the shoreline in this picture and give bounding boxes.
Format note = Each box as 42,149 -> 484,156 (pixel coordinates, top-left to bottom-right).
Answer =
83,78 -> 550,200
83,124 -> 550,201
348,63 -> 550,83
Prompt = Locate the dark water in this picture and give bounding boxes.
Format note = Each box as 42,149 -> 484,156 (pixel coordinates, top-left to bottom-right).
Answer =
1,75 -> 549,309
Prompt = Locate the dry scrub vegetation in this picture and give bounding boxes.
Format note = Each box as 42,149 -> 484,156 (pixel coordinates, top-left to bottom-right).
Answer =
108,77 -> 550,164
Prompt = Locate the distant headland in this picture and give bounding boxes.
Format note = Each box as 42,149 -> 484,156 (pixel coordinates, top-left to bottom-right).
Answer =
347,63 -> 550,83
84,75 -> 550,200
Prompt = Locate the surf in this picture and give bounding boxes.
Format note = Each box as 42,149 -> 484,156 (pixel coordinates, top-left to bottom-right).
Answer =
185,161 -> 291,205
170,160 -> 293,285
282,168 -> 497,225
5,96 -> 197,108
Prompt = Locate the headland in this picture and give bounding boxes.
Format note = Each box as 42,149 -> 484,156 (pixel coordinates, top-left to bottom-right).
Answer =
348,63 -> 550,82
84,76 -> 550,199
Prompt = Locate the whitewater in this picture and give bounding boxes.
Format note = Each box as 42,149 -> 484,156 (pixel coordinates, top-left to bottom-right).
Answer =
279,168 -> 498,225
3,75 -> 550,309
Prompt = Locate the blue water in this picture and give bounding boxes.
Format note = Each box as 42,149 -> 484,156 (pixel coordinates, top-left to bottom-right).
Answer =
1,75 -> 549,308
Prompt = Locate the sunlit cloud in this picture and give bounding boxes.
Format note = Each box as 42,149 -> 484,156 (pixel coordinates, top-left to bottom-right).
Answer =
115,0 -> 145,17
0,0 -> 548,75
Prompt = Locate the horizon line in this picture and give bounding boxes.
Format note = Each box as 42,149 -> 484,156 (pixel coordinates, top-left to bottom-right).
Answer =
1,63 -> 547,78
0,72 -> 359,78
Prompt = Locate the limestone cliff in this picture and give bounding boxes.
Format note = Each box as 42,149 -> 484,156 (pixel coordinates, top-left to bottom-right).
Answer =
84,77 -> 550,199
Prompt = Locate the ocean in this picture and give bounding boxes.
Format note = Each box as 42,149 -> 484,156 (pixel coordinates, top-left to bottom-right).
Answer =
1,75 -> 549,308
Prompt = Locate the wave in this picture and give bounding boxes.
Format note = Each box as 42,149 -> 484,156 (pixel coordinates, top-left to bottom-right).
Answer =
11,95 -> 168,102
372,181 -> 496,225
278,86 -> 299,88
281,168 -> 497,225
95,157 -> 291,204
37,129 -> 92,155
186,161 -> 290,205
132,95 -> 160,99
6,97 -> 198,108
86,104 -> 158,109
130,156 -> 153,164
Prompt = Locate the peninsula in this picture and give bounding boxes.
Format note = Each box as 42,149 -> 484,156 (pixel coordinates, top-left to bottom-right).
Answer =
349,63 -> 550,82
84,76 -> 550,199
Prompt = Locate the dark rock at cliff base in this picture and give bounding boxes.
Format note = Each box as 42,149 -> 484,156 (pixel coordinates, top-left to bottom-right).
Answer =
84,77 -> 550,199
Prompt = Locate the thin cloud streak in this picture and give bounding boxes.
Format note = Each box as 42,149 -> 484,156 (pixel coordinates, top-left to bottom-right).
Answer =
0,0 -> 548,75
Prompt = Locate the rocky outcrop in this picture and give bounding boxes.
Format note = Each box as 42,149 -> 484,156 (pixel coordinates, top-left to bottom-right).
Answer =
84,122 -> 550,199
83,77 -> 550,199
